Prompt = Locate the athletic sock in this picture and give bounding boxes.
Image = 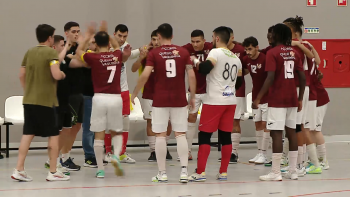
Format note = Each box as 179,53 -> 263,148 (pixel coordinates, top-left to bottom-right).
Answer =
94,140 -> 104,171
187,122 -> 197,152
231,133 -> 241,155
272,153 -> 282,174
297,146 -> 304,166
166,136 -> 170,144
262,132 -> 270,155
176,134 -> 188,174
317,143 -> 327,160
104,134 -> 112,154
220,144 -> 232,173
303,144 -> 307,162
307,144 -> 320,167
256,130 -> 263,154
282,138 -> 289,157
61,152 -> 70,162
196,144 -> 210,174
155,137 -> 167,172
112,134 -> 123,156
288,151 -> 298,173
148,136 -> 156,152
120,132 -> 128,155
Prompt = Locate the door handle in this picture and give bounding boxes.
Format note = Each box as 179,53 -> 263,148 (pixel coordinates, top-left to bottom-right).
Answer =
323,59 -> 327,68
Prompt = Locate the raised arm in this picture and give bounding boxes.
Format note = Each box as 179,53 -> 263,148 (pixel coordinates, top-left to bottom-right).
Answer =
131,49 -> 148,72
302,41 -> 321,65
131,66 -> 153,104
292,41 -> 314,59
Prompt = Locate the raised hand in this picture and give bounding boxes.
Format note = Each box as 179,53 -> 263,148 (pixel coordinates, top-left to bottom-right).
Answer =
100,20 -> 108,32
123,44 -> 132,58
86,22 -> 97,35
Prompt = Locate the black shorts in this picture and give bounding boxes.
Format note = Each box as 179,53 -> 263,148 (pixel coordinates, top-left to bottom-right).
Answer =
57,104 -> 72,131
23,104 -> 59,137
69,94 -> 84,125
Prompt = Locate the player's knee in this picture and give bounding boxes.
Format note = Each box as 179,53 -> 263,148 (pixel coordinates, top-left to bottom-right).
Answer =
198,131 -> 212,145
94,132 -> 105,140
123,116 -> 130,131
296,124 -> 302,133
218,130 -> 232,145
94,139 -> 104,147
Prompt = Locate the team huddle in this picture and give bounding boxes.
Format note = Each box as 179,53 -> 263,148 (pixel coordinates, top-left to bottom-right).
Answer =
12,15 -> 329,183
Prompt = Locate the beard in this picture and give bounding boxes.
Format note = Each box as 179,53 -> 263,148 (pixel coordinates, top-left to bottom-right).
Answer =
213,41 -> 217,48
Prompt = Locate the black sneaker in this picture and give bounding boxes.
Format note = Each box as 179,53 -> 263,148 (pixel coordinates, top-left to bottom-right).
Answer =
148,151 -> 156,162
103,160 -> 108,166
166,149 -> 172,161
0,154 -> 3,159
62,157 -> 81,171
218,158 -> 221,162
84,158 -> 97,168
229,153 -> 238,164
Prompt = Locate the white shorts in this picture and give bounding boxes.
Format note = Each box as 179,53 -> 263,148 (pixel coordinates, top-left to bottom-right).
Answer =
152,107 -> 188,133
316,104 -> 328,132
90,93 -> 123,133
234,97 -> 246,120
296,86 -> 309,125
305,100 -> 317,130
253,103 -> 268,122
141,99 -> 153,120
267,107 -> 297,130
188,94 -> 205,114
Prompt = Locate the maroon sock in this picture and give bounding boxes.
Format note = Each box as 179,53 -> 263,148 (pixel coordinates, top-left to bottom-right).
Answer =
104,134 -> 112,154
196,144 -> 211,174
120,132 -> 129,155
220,144 -> 232,173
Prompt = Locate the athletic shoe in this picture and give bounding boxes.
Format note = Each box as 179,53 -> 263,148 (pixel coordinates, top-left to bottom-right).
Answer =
249,153 -> 260,163
306,165 -> 322,174
46,170 -> 70,181
11,169 -> 33,182
255,154 -> 268,165
218,157 -> 221,162
188,172 -> 206,182
105,153 -> 112,163
84,158 -> 97,168
297,165 -> 306,177
259,172 -> 282,181
45,161 -> 70,175
120,153 -> 136,164
281,166 -> 289,173
0,154 -> 3,159
62,158 -> 81,171
111,155 -> 124,176
265,160 -> 272,167
166,149 -> 172,160
179,172 -> 188,183
216,172 -> 227,181
280,156 -> 288,166
283,171 -> 298,180
229,153 -> 238,164
148,151 -> 156,162
319,158 -> 330,170
152,173 -> 168,183
96,170 -> 105,178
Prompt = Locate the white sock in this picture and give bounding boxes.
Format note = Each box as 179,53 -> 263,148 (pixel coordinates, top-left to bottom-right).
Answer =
317,143 -> 327,161
307,144 -> 320,167
166,136 -> 170,144
155,136 -> 167,172
297,146 -> 304,166
282,138 -> 289,157
112,134 -> 123,156
303,144 -> 307,162
272,153 -> 282,174
231,133 -> 241,155
176,134 -> 188,174
256,130 -> 263,153
288,151 -> 298,173
61,152 -> 70,162
56,157 -> 60,166
94,140 -> 104,171
262,132 -> 270,155
187,122 -> 197,152
148,136 -> 156,152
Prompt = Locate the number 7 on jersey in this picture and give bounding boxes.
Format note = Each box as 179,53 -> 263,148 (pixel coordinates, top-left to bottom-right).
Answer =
107,66 -> 116,83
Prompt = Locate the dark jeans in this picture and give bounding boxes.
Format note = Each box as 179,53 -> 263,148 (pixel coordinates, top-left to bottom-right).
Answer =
82,96 -> 95,159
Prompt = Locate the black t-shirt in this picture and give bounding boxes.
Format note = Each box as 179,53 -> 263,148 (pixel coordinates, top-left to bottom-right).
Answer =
57,56 -> 71,109
65,44 -> 84,95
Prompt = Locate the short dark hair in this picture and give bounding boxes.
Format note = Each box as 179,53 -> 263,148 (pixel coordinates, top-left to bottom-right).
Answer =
64,21 -> 79,32
271,23 -> 292,46
268,26 -> 273,33
227,27 -> 233,35
213,26 -> 230,44
115,24 -> 128,33
54,35 -> 64,44
283,16 -> 304,35
151,29 -> 157,37
94,31 -> 109,47
242,36 -> 259,47
157,23 -> 173,39
191,29 -> 204,38
36,24 -> 55,43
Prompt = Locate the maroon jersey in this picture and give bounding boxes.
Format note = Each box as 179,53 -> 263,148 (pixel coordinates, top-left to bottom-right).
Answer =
182,42 -> 212,94
315,69 -> 330,107
260,46 -> 272,54
265,45 -> 303,108
307,57 -> 318,101
230,44 -> 246,97
292,39 -> 310,87
82,50 -> 122,94
141,48 -> 155,100
242,53 -> 268,104
146,44 -> 191,107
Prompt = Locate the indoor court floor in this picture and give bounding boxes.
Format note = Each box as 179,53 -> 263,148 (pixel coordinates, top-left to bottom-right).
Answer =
1,142 -> 350,197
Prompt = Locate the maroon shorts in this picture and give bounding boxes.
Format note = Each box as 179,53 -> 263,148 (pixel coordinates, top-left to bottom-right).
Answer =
198,104 -> 236,133
121,91 -> 130,116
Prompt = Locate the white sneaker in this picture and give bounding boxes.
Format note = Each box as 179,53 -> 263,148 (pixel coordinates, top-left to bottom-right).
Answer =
280,156 -> 288,166
11,169 -> 33,182
105,153 -> 112,163
46,170 -> 70,181
249,153 -> 260,163
57,163 -> 70,175
281,166 -> 289,173
284,171 -> 298,180
188,172 -> 206,182
152,173 -> 168,183
120,153 -> 136,164
320,158 -> 330,170
216,172 -> 227,181
297,166 -> 306,177
179,172 -> 188,183
259,172 -> 282,181
255,154 -> 268,164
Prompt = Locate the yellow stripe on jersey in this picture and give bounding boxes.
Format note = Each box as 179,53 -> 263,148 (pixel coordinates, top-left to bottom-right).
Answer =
50,60 -> 58,66
129,94 -> 134,111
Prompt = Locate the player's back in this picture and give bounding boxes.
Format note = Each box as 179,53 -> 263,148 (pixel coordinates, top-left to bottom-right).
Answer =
265,45 -> 303,107
146,44 -> 190,107
205,48 -> 242,105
